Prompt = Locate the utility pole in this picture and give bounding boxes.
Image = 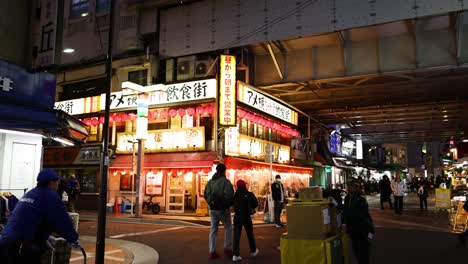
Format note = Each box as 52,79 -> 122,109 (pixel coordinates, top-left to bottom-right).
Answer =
96,0 -> 115,263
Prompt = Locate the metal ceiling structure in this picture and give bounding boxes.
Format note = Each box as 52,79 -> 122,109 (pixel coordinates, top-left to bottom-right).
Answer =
253,15 -> 468,144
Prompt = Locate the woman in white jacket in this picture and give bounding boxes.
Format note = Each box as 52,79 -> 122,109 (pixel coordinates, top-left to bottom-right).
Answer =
391,174 -> 407,215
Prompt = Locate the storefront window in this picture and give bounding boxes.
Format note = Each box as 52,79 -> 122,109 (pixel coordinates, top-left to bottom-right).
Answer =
54,168 -> 99,194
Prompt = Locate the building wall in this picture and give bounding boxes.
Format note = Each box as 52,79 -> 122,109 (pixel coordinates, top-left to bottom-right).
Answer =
0,132 -> 43,198
0,0 -> 32,65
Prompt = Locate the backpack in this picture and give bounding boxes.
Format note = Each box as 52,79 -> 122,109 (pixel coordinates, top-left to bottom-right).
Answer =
207,179 -> 230,210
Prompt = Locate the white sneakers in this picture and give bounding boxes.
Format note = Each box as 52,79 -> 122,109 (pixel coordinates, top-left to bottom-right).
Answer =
232,249 -> 260,262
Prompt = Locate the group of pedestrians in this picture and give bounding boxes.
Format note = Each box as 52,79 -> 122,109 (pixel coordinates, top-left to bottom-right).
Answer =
379,172 -> 432,214
204,164 -> 260,262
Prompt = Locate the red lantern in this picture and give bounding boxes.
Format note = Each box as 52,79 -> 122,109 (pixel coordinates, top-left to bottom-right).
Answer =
122,113 -> 130,121
113,114 -> 122,122
109,115 -> 114,123
206,105 -> 214,114
187,107 -> 195,116
83,118 -> 91,126
160,109 -> 168,118
178,108 -> 186,116
91,118 -> 99,126
196,106 -> 204,114
99,116 -> 105,124
169,109 -> 177,118
129,113 -> 137,120
152,110 -> 159,120
237,109 -> 246,118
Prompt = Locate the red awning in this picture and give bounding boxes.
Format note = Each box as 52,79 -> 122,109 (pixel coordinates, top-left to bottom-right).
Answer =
224,157 -> 313,174
110,152 -> 217,169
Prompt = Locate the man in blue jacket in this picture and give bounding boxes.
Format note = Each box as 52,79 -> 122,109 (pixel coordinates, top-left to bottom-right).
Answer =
0,169 -> 80,264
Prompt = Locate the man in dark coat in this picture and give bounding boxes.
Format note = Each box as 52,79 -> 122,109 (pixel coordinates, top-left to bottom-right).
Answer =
379,175 -> 393,210
417,177 -> 429,211
204,164 -> 235,259
0,169 -> 80,264
344,181 -> 375,264
271,174 -> 286,228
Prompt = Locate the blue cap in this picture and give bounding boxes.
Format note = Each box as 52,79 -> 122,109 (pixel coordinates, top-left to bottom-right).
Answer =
37,169 -> 61,183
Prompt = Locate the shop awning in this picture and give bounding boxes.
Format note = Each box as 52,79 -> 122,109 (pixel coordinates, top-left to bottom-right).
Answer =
224,157 -> 313,174
110,153 -> 216,169
0,100 -> 88,144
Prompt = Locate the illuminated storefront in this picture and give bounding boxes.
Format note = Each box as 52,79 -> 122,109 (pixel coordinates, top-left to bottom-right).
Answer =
221,81 -> 312,211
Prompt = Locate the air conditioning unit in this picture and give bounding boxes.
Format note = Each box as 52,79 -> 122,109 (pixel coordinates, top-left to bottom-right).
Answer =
194,55 -> 214,78
176,55 -> 195,81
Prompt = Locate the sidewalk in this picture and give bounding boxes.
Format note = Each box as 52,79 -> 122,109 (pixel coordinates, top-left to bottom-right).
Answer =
79,210 -> 270,227
70,236 -> 159,264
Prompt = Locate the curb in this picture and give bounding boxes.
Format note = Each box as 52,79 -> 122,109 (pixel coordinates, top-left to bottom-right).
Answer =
80,235 -> 159,264
80,214 -> 208,228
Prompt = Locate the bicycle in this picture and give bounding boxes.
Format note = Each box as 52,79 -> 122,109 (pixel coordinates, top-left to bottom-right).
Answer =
142,195 -> 161,214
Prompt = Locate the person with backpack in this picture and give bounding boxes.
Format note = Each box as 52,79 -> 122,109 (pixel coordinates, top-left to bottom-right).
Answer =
232,180 -> 260,262
417,177 -> 429,212
204,164 -> 235,259
66,174 -> 80,212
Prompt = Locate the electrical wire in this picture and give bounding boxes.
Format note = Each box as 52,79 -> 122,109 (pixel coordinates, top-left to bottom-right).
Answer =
221,0 -> 321,49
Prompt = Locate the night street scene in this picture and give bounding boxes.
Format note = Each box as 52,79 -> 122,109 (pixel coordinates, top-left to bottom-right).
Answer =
1,1 -> 468,263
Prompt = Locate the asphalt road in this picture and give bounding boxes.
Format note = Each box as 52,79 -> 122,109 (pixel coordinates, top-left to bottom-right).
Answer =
78,194 -> 468,264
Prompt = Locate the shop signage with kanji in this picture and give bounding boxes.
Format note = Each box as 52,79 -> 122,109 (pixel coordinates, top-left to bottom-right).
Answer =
55,79 -> 217,114
237,82 -> 298,125
36,0 -> 58,66
54,96 -> 100,115
116,127 -> 206,154
103,79 -> 217,111
219,55 -> 237,126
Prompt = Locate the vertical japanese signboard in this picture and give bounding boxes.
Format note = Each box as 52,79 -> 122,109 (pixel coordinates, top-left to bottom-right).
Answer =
219,55 -> 236,126
37,0 -> 58,66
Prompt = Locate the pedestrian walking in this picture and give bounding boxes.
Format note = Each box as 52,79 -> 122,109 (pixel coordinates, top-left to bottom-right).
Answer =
391,173 -> 407,215
417,177 -> 429,211
343,181 -> 375,264
0,169 -> 81,264
66,174 -> 80,212
204,163 -> 234,259
271,175 -> 286,228
232,180 -> 260,262
378,175 -> 393,210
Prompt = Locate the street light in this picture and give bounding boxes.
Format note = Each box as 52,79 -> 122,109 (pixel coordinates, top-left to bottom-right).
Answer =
121,81 -> 166,217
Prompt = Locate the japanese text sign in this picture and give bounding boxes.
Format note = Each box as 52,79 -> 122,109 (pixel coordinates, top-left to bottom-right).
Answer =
219,55 -> 236,126
100,79 -> 217,111
37,0 -> 58,66
237,82 -> 298,125
0,60 -> 56,109
54,96 -> 100,115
